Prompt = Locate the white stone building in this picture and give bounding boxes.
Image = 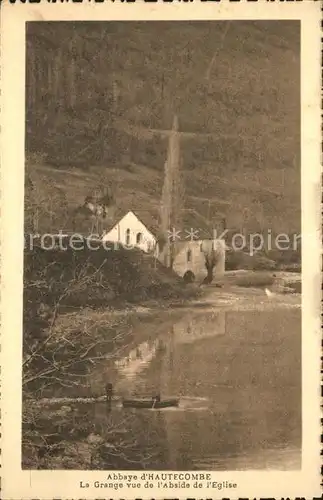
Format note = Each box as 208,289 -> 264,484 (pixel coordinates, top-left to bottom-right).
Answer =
102,209 -> 226,280
102,210 -> 157,253
170,239 -> 226,281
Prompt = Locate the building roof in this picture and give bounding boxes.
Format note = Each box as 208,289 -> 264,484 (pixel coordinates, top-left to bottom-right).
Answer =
180,209 -> 214,240
103,206 -> 216,241
102,208 -> 160,237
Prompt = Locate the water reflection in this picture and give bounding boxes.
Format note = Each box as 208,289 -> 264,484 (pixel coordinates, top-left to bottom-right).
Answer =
114,339 -> 162,378
106,309 -> 301,470
54,307 -> 301,471
115,311 -> 226,384
172,310 -> 226,344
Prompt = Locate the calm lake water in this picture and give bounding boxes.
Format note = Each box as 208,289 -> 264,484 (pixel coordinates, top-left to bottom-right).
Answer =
84,305 -> 301,470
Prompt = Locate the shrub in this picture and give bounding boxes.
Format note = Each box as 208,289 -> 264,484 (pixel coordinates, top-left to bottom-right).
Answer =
235,272 -> 275,288
225,250 -> 276,271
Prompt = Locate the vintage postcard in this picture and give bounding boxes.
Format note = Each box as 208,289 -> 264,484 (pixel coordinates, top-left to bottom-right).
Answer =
1,0 -> 321,498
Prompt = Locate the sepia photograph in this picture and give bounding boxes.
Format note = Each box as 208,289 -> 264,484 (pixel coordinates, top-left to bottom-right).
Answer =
0,1 -> 321,498
22,19 -> 303,471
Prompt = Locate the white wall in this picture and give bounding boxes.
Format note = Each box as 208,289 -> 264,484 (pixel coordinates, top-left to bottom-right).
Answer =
102,211 -> 156,253
172,241 -> 206,278
171,239 -> 226,279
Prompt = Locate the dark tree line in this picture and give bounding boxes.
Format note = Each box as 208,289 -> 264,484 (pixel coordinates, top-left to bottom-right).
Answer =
26,21 -> 299,173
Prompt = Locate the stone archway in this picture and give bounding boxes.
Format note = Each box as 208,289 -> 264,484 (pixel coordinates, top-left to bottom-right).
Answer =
183,270 -> 195,284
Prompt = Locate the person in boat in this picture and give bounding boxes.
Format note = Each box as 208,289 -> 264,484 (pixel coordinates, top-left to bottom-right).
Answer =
152,394 -> 161,403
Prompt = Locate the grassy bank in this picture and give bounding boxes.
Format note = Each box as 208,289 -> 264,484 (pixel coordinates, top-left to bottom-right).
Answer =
24,242 -> 200,308
23,243 -> 201,397
225,248 -> 301,273
212,269 -> 301,289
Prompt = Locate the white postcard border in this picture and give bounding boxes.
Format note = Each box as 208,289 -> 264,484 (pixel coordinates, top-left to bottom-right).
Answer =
1,1 -> 321,499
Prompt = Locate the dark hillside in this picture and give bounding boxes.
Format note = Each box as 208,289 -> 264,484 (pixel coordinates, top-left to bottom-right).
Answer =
26,21 -> 300,234
24,243 -> 187,309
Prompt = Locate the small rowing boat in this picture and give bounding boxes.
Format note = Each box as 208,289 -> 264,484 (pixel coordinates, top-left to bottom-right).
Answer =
122,398 -> 179,409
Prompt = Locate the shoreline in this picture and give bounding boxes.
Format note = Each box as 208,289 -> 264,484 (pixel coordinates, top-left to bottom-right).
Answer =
23,270 -> 301,401
22,270 -> 301,470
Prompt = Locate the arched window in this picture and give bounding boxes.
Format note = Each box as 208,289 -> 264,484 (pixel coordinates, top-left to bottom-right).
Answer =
136,232 -> 143,244
187,249 -> 192,263
125,228 -> 131,245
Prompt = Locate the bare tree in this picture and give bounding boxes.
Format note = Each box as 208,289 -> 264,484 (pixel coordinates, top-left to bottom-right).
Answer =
53,47 -> 63,107
201,241 -> 223,284
160,115 -> 185,267
72,178 -> 116,234
22,401 -> 159,470
67,37 -> 76,109
27,40 -> 36,108
22,253 -> 159,469
25,163 -> 69,233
